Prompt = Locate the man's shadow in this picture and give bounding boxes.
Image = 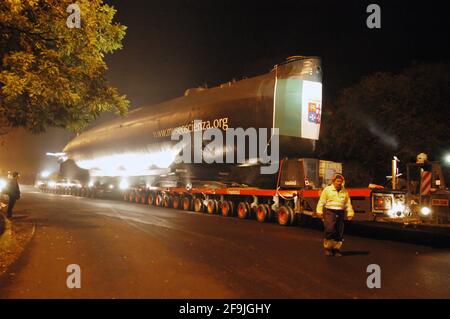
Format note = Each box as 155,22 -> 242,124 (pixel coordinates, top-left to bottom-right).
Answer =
341,251 -> 370,256
10,214 -> 28,219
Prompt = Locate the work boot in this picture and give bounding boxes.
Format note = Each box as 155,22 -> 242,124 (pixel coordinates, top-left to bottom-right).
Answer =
324,249 -> 334,257
333,249 -> 343,257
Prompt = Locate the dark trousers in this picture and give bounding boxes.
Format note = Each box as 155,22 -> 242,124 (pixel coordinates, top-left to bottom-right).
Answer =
7,196 -> 16,218
324,209 -> 345,242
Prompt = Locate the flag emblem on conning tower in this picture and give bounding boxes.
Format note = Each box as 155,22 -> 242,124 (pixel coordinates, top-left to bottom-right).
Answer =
308,102 -> 321,124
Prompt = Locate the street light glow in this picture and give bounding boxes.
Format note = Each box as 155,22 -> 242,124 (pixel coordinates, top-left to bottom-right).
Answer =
41,170 -> 50,178
119,179 -> 129,190
420,206 -> 431,216
0,178 -> 7,192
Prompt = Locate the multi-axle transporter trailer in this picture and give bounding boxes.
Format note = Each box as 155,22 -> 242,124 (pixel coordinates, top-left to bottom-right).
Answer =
121,181 -> 372,226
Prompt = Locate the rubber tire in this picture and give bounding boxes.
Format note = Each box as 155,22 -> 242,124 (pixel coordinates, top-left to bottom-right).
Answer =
277,205 -> 294,226
155,193 -> 163,207
256,204 -> 269,223
237,202 -> 251,219
163,195 -> 172,208
221,201 -> 234,217
173,196 -> 181,210
182,197 -> 192,211
148,192 -> 155,205
193,198 -> 204,213
135,193 -> 141,203
206,199 -> 218,214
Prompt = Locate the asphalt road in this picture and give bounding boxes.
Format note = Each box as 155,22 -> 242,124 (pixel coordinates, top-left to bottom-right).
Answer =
0,186 -> 449,298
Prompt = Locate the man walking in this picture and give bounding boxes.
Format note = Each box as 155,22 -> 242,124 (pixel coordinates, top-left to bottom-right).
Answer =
6,172 -> 21,219
316,173 -> 354,257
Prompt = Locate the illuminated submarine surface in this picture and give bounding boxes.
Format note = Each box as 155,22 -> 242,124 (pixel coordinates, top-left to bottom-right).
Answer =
62,56 -> 323,186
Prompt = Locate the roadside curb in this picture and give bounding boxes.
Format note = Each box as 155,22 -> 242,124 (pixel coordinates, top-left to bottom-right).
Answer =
347,221 -> 450,248
302,217 -> 450,248
0,216 -> 36,278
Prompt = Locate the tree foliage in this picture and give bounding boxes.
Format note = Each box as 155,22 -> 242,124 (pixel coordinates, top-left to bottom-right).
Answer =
0,0 -> 128,133
318,63 -> 450,186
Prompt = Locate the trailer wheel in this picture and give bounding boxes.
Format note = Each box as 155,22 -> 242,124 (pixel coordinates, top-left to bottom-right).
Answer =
148,192 -> 155,205
193,198 -> 204,213
172,196 -> 181,209
182,196 -> 192,211
206,199 -> 218,214
237,202 -> 251,219
155,193 -> 163,207
277,205 -> 294,226
163,195 -> 172,208
256,204 -> 269,223
221,201 -> 234,217
135,192 -> 141,203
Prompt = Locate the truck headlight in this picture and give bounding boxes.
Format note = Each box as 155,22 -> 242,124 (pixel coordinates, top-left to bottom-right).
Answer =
119,180 -> 129,190
389,202 -> 406,217
0,179 -> 7,191
373,194 -> 392,210
420,206 -> 431,216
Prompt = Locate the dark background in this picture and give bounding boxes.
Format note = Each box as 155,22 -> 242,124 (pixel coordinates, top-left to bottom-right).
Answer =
105,0 -> 450,106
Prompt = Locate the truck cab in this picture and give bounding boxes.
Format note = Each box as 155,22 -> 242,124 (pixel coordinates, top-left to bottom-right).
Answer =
371,159 -> 449,224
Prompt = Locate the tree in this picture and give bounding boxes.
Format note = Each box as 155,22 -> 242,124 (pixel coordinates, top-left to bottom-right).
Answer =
0,117 -> 11,145
0,0 -> 128,134
318,63 -> 450,186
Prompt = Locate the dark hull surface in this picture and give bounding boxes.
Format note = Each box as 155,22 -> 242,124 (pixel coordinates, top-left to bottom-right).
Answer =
63,56 -> 322,186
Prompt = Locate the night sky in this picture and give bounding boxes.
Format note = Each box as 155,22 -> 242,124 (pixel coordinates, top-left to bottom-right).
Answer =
1,0 -> 449,176
105,0 -> 450,106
